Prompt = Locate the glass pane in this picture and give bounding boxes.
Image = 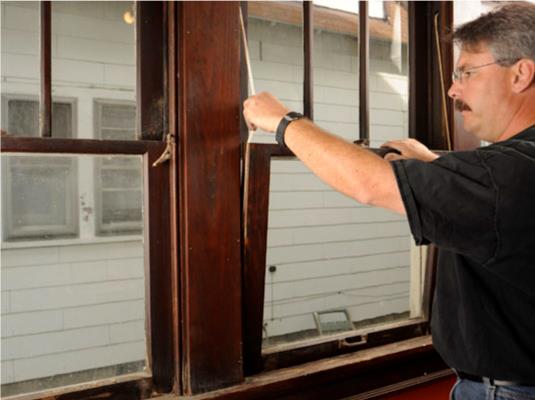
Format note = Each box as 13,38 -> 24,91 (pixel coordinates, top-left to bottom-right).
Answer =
4,99 -> 74,138
97,102 -> 136,141
96,155 -> 143,236
312,1 -> 359,141
247,1 -> 304,143
0,2 -> 40,135
51,1 -> 136,140
2,156 -> 77,241
1,153 -> 148,397
6,100 -> 40,137
369,1 -> 409,147
262,158 -> 421,348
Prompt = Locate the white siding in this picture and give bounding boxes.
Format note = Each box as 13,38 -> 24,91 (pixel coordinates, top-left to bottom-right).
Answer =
1,241 -> 146,384
247,18 -> 412,341
1,2 -> 145,388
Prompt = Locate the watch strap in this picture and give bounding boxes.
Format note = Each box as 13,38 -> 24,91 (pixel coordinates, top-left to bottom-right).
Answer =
276,112 -> 305,148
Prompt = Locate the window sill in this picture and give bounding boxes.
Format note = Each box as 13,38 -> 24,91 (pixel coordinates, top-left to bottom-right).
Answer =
262,317 -> 427,355
163,335 -> 451,399
1,235 -> 143,250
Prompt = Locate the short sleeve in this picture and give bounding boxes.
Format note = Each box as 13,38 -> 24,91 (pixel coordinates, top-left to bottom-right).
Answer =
391,151 -> 498,264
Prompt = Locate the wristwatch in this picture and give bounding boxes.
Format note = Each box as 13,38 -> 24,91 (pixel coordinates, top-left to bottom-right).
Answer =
276,111 -> 305,148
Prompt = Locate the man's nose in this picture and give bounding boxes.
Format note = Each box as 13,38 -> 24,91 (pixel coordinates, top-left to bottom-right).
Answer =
448,81 -> 460,99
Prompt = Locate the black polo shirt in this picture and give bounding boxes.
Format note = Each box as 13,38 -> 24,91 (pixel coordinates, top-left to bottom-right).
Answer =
391,125 -> 535,383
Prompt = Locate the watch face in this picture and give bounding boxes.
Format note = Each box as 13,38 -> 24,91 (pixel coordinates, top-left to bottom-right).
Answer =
287,112 -> 304,121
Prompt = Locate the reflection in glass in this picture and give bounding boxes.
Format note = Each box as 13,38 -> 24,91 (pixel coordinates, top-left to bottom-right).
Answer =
1,153 -> 147,397
262,158 -> 418,348
247,1 -> 304,143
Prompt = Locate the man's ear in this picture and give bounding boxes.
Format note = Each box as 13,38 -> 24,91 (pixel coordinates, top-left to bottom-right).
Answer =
512,59 -> 535,93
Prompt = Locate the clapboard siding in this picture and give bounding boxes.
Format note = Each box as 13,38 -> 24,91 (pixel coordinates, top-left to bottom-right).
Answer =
247,17 -> 411,341
0,242 -> 146,384
1,2 -> 144,387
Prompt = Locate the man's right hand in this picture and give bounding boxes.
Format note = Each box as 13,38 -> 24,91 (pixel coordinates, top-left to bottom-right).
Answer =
381,138 -> 439,162
243,92 -> 289,133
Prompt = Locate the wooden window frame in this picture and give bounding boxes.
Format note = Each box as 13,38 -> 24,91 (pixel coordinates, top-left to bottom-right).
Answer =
0,1 -> 459,398
0,2 -> 175,399
239,0 -> 455,388
242,144 -> 429,374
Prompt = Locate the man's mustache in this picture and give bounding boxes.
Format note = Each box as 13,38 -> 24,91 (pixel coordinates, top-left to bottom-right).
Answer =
455,100 -> 472,112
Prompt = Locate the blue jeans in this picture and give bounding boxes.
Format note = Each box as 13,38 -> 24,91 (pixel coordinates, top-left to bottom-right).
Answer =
450,379 -> 535,400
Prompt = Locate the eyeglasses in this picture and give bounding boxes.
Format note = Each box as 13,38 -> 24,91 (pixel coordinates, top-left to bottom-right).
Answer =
452,60 -> 512,84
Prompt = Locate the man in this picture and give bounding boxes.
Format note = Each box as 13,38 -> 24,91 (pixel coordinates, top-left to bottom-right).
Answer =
243,3 -> 535,400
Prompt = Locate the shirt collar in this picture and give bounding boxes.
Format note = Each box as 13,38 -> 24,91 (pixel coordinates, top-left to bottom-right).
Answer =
508,124 -> 535,142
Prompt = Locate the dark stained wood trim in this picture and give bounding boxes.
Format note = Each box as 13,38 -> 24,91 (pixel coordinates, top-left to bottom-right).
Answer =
359,1 -> 369,141
52,377 -> 153,400
303,1 -> 313,120
240,2 -> 249,144
146,134 -> 175,393
144,2 -> 178,393
167,0 -> 182,394
407,2 -> 419,141
172,337 -> 450,400
178,2 -> 243,394
438,3 -> 454,150
40,1 -> 51,138
0,136 -> 165,155
242,145 -> 272,375
408,2 -> 453,149
137,2 -> 166,140
262,321 -> 428,371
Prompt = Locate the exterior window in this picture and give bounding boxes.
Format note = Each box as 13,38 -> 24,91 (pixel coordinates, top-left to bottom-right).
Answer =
243,1 -> 430,372
1,98 -> 77,241
95,101 -> 142,236
1,1 -> 170,398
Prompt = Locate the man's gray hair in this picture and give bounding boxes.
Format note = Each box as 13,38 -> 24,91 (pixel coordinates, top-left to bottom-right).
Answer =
453,3 -> 535,65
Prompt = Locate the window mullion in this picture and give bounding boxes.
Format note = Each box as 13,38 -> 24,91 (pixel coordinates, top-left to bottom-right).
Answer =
358,1 -> 369,141
40,1 -> 52,138
303,1 -> 313,120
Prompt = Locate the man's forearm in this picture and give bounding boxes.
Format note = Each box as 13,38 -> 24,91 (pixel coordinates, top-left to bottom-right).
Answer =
283,118 -> 406,214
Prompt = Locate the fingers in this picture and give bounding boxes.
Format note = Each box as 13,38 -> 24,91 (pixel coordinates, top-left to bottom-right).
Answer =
381,140 -> 406,152
384,153 -> 405,161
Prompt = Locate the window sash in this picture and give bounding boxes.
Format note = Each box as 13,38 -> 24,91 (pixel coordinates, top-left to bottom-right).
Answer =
241,1 -> 450,375
242,143 -> 431,373
0,0 -> 174,398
